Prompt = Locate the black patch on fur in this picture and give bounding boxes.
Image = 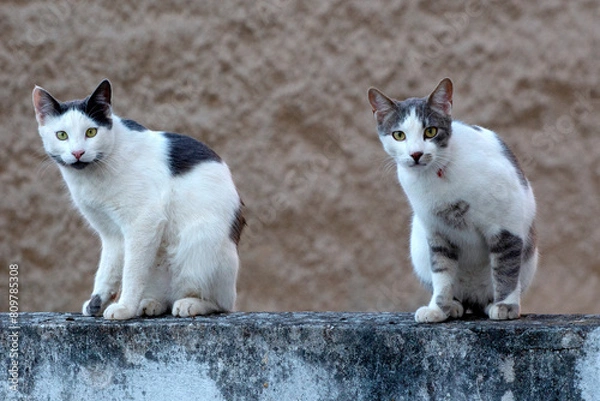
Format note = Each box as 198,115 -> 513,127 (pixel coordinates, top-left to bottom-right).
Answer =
418,101 -> 452,148
490,230 -> 523,261
496,136 -> 528,187
436,200 -> 470,230
229,204 -> 246,246
39,95 -> 112,129
429,234 -> 460,274
41,98 -> 112,129
163,133 -> 221,176
122,118 -> 147,132
490,230 -> 523,301
37,81 -> 113,128
429,235 -> 460,274
470,125 -> 483,131
430,263 -> 449,273
522,223 -> 537,261
376,97 -> 418,135
86,294 -> 102,315
430,245 -> 459,262
85,101 -> 112,128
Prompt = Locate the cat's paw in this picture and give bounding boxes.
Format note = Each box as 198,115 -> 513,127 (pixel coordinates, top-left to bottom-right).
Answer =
82,294 -> 103,316
488,303 -> 520,320
415,306 -> 448,323
437,298 -> 465,319
103,303 -> 137,320
172,298 -> 220,317
138,298 -> 168,317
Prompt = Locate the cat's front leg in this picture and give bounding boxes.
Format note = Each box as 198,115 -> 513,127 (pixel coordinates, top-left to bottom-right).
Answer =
415,233 -> 463,323
487,230 -> 523,320
82,234 -> 124,316
103,219 -> 165,320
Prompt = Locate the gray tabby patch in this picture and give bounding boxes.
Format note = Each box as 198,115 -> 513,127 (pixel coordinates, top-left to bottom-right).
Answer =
436,201 -> 470,229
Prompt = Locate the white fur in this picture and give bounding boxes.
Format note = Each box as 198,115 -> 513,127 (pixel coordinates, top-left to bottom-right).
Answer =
36,109 -> 241,320
381,115 -> 537,322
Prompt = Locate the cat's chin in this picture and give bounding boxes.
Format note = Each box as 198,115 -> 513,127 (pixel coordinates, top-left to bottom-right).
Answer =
406,162 -> 429,170
70,161 -> 91,170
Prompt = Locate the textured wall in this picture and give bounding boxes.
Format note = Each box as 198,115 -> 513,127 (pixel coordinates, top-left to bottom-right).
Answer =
1,1 -> 599,314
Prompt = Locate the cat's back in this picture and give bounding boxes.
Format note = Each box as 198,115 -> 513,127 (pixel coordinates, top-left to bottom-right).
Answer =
81,116 -> 236,207
115,116 -> 226,177
114,116 -> 240,226
161,132 -> 222,176
449,121 -> 529,190
160,129 -> 239,209
450,121 -> 501,156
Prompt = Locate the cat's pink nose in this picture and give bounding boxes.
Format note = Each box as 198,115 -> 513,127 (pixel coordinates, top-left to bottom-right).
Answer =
72,150 -> 85,160
411,152 -> 423,162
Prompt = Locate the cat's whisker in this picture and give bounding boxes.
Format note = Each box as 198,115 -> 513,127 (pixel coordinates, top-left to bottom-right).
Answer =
96,155 -> 118,175
36,155 -> 58,177
378,157 -> 395,174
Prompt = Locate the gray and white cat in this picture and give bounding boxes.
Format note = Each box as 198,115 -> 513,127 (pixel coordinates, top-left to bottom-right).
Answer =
33,79 -> 245,320
368,78 -> 537,323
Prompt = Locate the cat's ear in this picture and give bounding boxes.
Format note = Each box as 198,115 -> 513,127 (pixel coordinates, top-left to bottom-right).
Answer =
427,78 -> 453,116
368,88 -> 395,123
32,86 -> 61,126
86,79 -> 113,124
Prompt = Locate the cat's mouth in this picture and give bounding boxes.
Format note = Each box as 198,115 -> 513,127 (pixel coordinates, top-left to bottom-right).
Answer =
70,161 -> 91,170
51,154 -> 104,170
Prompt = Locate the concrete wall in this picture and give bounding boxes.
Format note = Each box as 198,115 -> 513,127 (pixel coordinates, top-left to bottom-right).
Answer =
2,313 -> 600,400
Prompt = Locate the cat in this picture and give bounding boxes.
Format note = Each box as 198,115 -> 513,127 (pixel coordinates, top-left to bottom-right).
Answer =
32,79 -> 245,320
368,78 -> 537,323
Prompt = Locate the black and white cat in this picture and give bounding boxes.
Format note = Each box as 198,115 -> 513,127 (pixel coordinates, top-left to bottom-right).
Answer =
368,78 -> 537,323
33,79 -> 245,320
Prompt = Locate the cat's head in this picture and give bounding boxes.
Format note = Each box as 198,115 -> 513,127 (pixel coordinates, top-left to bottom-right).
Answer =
32,79 -> 114,170
368,78 -> 453,173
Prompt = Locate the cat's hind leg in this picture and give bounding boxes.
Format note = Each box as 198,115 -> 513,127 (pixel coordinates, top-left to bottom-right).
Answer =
170,230 -> 238,318
137,260 -> 171,317
138,298 -> 169,316
487,230 -> 524,320
172,298 -> 220,317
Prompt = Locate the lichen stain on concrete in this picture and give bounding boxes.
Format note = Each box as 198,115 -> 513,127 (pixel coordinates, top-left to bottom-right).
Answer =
265,358 -> 340,401
501,390 -> 515,401
561,330 -> 585,349
499,356 -> 515,383
79,364 -> 114,390
576,327 -> 600,401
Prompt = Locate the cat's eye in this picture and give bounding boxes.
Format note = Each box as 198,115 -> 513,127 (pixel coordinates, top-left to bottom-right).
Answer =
424,127 -> 438,139
85,128 -> 98,138
56,131 -> 68,141
392,131 -> 406,141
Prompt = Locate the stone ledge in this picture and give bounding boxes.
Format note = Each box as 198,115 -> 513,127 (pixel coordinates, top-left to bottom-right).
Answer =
1,313 -> 599,400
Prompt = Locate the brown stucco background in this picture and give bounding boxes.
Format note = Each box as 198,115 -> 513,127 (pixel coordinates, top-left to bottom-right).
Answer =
1,1 -> 599,315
